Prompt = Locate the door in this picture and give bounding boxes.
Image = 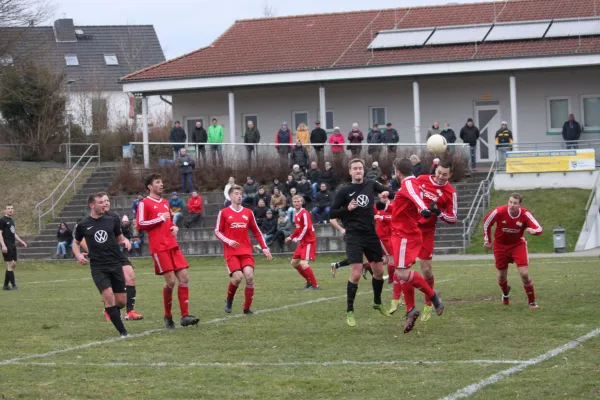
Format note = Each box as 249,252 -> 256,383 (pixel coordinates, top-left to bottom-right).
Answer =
185,117 -> 205,141
474,104 -> 502,162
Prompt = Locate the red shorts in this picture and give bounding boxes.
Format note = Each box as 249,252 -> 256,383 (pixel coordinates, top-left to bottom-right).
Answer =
380,239 -> 392,256
494,241 -> 529,270
292,241 -> 316,261
418,229 -> 435,261
392,236 -> 422,269
152,247 -> 188,275
225,255 -> 255,276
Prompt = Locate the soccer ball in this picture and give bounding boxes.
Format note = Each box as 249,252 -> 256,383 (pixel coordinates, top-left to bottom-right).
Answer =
427,134 -> 448,154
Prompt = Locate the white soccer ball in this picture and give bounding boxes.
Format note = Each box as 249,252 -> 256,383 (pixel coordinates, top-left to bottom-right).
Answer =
427,134 -> 448,154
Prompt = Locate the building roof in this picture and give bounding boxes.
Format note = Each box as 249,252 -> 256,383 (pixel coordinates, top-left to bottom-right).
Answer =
121,0 -> 600,83
1,19 -> 165,91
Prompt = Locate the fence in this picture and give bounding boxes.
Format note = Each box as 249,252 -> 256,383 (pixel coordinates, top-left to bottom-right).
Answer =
461,159 -> 497,249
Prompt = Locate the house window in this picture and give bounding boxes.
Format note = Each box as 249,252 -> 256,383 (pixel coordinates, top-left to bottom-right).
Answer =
582,95 -> 600,130
103,54 -> 119,66
369,106 -> 387,127
292,111 -> 308,132
91,98 -> 108,132
64,54 -> 79,66
317,109 -> 335,131
134,98 -> 142,115
0,55 -> 13,66
242,114 -> 259,136
546,97 -> 570,133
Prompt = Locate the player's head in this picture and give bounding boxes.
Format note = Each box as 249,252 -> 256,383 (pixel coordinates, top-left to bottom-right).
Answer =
145,173 -> 163,196
292,195 -> 304,210
87,192 -> 106,216
100,193 -> 110,212
508,193 -> 523,213
393,158 -> 413,182
434,160 -> 453,185
348,158 -> 365,182
5,204 -> 14,216
229,184 -> 243,205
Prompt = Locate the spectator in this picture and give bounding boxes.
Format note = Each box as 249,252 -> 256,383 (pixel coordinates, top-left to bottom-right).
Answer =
290,165 -> 303,182
132,193 -> 143,216
365,161 -> 382,182
56,222 -> 72,259
271,177 -> 284,194
242,176 -> 259,207
390,166 -> 400,192
311,183 -> 332,224
383,122 -> 399,159
295,123 -> 310,152
328,127 -> 346,161
284,174 -> 297,194
267,211 -> 295,251
244,120 -> 260,166
286,187 -> 299,221
320,161 -> 336,190
129,224 -> 144,257
223,176 -> 235,207
208,118 -> 224,166
296,175 -> 312,204
347,123 -> 364,157
410,155 -> 424,177
367,123 -> 384,163
290,139 -> 310,172
310,120 -> 327,167
120,215 -> 143,256
191,121 -> 207,165
260,209 -> 278,244
169,192 -> 184,226
427,120 -> 441,139
170,121 -> 187,160
460,118 -> 480,171
430,157 -> 440,175
178,147 -> 196,194
253,199 -> 269,226
254,186 -> 271,208
269,187 -> 287,211
275,122 -> 293,167
441,123 -> 457,146
562,113 -> 582,149
185,191 -> 203,229
495,121 -> 514,164
307,161 -> 321,199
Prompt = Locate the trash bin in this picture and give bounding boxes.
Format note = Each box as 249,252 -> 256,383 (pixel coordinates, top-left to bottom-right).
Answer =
553,225 -> 566,253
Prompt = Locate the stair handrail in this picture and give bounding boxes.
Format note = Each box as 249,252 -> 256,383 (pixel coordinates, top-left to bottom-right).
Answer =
34,144 -> 99,233
461,160 -> 497,250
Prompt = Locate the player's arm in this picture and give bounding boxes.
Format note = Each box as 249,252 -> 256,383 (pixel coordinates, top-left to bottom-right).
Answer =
136,201 -> 166,231
72,226 -> 87,264
483,207 -> 498,247
13,233 -> 27,248
329,218 -> 345,235
373,180 -> 390,197
330,188 -> 350,218
213,211 -> 237,248
0,225 -> 6,252
439,192 -> 458,225
249,212 -> 272,259
524,211 -> 543,236
405,180 -> 428,212
289,212 -> 308,242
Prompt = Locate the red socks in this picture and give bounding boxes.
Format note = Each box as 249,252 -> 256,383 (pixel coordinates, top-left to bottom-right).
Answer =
425,275 -> 435,306
303,266 -> 319,287
523,279 -> 535,303
498,279 -> 510,296
399,270 -> 436,312
244,285 -> 255,310
178,284 -> 189,318
295,265 -> 309,283
387,264 -> 395,284
401,280 -> 416,312
392,274 -> 403,301
163,286 -> 173,318
227,282 -> 239,301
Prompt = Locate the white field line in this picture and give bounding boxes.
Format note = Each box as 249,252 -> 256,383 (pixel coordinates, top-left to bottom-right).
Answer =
0,280 -> 453,366
440,328 -> 600,400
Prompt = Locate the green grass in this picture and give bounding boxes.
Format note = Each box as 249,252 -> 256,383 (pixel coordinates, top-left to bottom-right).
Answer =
466,189 -> 590,254
1,254 -> 599,399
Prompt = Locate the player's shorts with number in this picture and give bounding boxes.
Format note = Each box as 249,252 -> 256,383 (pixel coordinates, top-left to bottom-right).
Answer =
494,241 -> 529,270
418,229 -> 435,261
392,235 -> 422,269
292,241 -> 316,261
152,247 -> 188,275
225,254 -> 255,275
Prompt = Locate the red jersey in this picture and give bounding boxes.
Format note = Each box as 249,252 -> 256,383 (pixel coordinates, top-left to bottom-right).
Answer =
289,209 -> 316,244
187,196 -> 203,213
388,176 -> 428,237
374,201 -> 393,239
214,206 -> 267,257
416,174 -> 457,231
484,205 -> 543,246
136,196 -> 178,254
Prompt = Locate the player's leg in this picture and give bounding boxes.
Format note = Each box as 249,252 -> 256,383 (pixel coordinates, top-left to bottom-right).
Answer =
226,270 -> 243,313
100,287 -> 127,336
418,230 -> 436,321
330,258 -> 350,277
291,257 -> 310,288
167,248 -> 199,326
161,270 -> 177,329
494,247 -> 511,305
3,260 -> 16,290
95,268 -> 127,336
344,238 -> 364,327
514,242 -> 537,308
242,266 -> 255,314
365,237 -> 389,317
122,264 -> 143,320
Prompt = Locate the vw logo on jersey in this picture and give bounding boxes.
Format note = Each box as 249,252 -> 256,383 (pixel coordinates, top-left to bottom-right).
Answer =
94,230 -> 108,243
356,194 -> 370,207
9,226 -> 15,234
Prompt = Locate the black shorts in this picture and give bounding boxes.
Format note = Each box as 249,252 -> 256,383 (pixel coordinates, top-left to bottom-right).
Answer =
91,265 -> 126,294
345,232 -> 383,265
2,245 -> 17,262
119,253 -> 132,268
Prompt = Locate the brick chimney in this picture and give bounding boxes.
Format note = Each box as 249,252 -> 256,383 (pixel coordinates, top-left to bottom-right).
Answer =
54,18 -> 76,42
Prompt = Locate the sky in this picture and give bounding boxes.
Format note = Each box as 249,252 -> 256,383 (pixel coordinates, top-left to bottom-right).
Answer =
50,0 -> 498,60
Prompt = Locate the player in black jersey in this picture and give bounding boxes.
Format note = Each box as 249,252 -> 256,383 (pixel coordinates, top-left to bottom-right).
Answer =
1,205 -> 28,291
73,192 -> 131,337
330,158 -> 390,327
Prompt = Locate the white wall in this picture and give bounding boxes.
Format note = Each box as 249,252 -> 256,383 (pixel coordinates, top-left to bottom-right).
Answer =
494,170 -> 598,190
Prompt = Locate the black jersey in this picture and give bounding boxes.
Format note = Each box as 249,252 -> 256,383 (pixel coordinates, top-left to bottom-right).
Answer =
75,215 -> 123,269
0,216 -> 16,244
330,179 -> 388,234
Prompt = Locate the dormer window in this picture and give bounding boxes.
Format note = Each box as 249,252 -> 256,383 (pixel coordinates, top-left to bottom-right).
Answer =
65,54 -> 79,66
104,54 -> 118,66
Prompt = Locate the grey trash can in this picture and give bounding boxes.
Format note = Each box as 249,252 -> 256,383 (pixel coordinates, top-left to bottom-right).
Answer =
553,225 -> 566,253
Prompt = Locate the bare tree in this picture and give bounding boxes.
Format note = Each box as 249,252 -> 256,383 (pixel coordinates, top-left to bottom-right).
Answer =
0,0 -> 54,57
262,1 -> 276,18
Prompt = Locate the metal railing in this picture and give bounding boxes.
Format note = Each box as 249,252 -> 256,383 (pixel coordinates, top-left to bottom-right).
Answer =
461,159 -> 497,250
583,171 -> 600,231
0,143 -> 30,161
34,144 -> 100,232
60,143 -> 101,169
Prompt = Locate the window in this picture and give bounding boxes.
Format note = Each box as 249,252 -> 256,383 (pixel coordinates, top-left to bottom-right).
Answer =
134,98 -> 143,115
103,54 -> 119,66
582,95 -> 600,130
242,114 -> 259,135
64,54 -> 79,66
0,55 -> 13,66
317,109 -> 335,131
546,97 -> 570,133
91,98 -> 108,132
369,106 -> 387,127
292,111 -> 309,132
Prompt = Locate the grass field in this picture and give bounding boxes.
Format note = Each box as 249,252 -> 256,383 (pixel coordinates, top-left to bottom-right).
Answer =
1,254 -> 599,399
466,189 -> 590,254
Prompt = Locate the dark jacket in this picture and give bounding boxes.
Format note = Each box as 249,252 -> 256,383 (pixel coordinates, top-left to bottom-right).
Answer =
383,128 -> 399,150
178,154 -> 196,174
310,128 -> 327,150
56,227 -> 72,243
290,145 -> 309,169
277,217 -> 295,237
347,129 -> 364,151
315,190 -> 333,208
562,120 -> 582,142
170,127 -> 187,151
367,129 -> 384,154
275,128 -> 292,153
284,180 -> 297,195
460,124 -> 480,146
191,127 -> 207,149
495,129 -> 514,148
244,126 -> 261,150
307,168 -> 321,184
441,128 -> 457,144
412,163 -> 424,177
253,206 -> 268,224
254,192 -> 271,207
296,181 -> 312,196
365,167 -> 382,182
260,216 -> 278,235
320,168 -> 336,189
243,182 -> 259,198
271,182 -> 284,194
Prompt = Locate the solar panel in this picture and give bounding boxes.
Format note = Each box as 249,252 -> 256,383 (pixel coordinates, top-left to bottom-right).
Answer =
426,24 -> 492,45
368,28 -> 433,49
545,17 -> 600,38
486,20 -> 551,42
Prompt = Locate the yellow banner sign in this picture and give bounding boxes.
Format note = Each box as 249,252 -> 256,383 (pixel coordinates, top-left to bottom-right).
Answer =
505,149 -> 596,173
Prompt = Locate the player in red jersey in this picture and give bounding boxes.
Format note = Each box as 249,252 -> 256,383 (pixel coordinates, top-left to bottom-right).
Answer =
136,174 -> 199,329
285,195 -> 320,290
215,185 -> 272,314
483,193 -> 543,309
374,193 -> 394,284
377,158 -> 444,333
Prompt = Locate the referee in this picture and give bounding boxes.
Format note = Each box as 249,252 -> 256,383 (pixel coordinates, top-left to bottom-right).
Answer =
330,158 -> 390,327
1,204 -> 28,291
